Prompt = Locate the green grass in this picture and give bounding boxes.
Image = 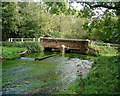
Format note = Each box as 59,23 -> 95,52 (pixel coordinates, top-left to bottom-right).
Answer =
57,44 -> 120,94
90,44 -> 118,56
2,41 -> 44,52
1,41 -> 44,59
1,46 -> 26,59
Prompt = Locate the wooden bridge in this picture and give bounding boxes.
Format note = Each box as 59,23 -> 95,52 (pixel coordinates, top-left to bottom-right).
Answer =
40,37 -> 90,54
8,37 -> 90,54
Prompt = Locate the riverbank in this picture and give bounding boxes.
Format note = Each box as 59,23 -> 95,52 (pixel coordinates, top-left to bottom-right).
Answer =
0,46 -> 26,59
57,45 -> 119,94
1,41 -> 44,60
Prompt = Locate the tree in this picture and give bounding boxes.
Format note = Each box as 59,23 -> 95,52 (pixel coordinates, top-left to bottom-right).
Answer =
2,2 -> 19,40
17,2 -> 43,38
80,2 -> 120,43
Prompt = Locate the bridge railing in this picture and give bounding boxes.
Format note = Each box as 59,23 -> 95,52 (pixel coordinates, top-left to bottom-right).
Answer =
8,37 -> 90,42
90,40 -> 120,47
8,38 -> 41,42
7,38 -> 120,47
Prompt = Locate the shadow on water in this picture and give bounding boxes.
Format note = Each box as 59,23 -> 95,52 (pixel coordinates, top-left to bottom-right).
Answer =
2,52 -> 94,94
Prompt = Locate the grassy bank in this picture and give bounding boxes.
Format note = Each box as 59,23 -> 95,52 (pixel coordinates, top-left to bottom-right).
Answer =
2,41 -> 44,52
58,44 -> 119,94
1,41 -> 44,59
0,46 -> 26,59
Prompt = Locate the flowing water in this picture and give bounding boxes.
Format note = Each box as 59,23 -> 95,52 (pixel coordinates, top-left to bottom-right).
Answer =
2,52 -> 93,94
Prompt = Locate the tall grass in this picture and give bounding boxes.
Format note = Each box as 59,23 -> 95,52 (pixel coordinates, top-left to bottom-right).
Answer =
1,46 -> 26,59
2,41 -> 44,52
90,44 -> 118,56
1,41 -> 44,59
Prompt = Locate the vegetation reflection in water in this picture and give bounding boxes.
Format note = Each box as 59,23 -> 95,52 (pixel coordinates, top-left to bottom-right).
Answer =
2,52 -> 94,94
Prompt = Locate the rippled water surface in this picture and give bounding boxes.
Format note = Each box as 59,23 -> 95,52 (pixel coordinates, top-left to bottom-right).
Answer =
2,52 -> 93,94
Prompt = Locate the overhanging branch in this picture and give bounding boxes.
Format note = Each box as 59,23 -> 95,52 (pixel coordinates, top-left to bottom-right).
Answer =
85,2 -> 120,11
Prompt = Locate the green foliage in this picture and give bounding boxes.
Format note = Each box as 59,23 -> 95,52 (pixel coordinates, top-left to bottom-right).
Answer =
1,41 -> 44,59
2,2 -> 19,40
83,15 -> 119,43
90,44 -> 118,56
58,44 -> 119,94
2,41 -> 44,52
1,46 -> 26,59
2,2 -> 87,40
64,17 -> 87,39
81,2 -> 120,44
45,2 -> 69,15
17,2 -> 43,38
82,56 -> 119,94
23,42 -> 44,52
2,2 -> 120,44
2,42 -> 21,47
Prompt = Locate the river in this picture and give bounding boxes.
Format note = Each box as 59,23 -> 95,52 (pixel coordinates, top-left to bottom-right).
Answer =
2,52 -> 93,94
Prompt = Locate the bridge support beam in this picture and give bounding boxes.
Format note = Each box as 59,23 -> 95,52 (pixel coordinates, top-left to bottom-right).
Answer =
21,38 -> 24,42
61,45 -> 65,56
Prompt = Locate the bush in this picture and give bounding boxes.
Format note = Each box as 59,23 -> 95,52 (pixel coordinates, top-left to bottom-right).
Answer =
1,46 -> 26,59
2,42 -> 22,47
23,42 -> 44,52
2,42 -> 13,47
90,44 -> 118,56
2,41 -> 44,52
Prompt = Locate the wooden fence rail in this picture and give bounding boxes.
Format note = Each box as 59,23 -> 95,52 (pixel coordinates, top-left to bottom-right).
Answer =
8,38 -> 41,42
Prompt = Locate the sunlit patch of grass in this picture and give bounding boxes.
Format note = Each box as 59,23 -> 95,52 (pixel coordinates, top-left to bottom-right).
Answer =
1,46 -> 26,59
90,44 -> 118,56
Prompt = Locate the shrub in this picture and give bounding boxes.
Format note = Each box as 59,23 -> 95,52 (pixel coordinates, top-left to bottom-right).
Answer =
2,41 -> 44,52
23,42 -> 44,52
1,46 -> 26,59
2,42 -> 14,47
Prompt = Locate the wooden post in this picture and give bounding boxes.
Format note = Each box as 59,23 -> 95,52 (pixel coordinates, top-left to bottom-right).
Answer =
107,43 -> 110,47
11,38 -> 13,42
33,38 -> 35,41
38,38 -> 40,42
61,45 -> 65,56
21,38 -> 23,42
8,38 -> 11,42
